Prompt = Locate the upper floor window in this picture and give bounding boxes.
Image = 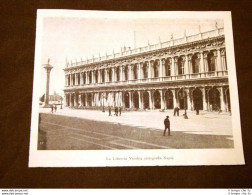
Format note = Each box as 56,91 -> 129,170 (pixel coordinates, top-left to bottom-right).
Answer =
153,61 -> 159,77
165,59 -> 171,76
192,54 -> 200,73
143,63 -> 148,78
125,66 -> 128,81
177,57 -> 185,75
207,51 -> 216,72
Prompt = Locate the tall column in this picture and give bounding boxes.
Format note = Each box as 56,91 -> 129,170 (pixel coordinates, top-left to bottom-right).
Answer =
91,71 -> 94,84
185,89 -> 191,110
104,69 -> 107,82
171,89 -> 177,108
203,52 -> 209,73
188,55 -> 192,77
85,93 -> 87,107
98,70 -> 101,83
184,55 -> 189,77
69,94 -> 72,107
78,94 -> 81,107
159,90 -> 164,109
138,63 -> 141,80
148,91 -> 153,109
219,87 -> 226,111
43,62 -> 53,107
73,93 -> 77,107
217,49 -> 222,72
129,91 -> 132,108
200,52 -> 205,77
160,59 -> 164,78
171,57 -> 175,76
112,67 -> 115,82
120,66 -> 123,81
148,61 -> 151,78
201,87 -> 207,110
174,57 -> 178,76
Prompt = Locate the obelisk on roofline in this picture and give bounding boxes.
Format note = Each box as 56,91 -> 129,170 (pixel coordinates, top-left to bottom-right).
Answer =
43,58 -> 53,108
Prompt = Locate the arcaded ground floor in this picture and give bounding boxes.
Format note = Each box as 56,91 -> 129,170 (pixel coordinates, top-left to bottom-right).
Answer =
38,107 -> 233,150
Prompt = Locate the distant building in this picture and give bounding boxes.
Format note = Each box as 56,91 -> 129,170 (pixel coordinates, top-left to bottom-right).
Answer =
49,91 -> 63,104
63,27 -> 230,112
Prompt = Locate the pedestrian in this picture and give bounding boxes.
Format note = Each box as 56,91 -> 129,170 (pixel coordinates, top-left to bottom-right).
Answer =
177,107 -> 180,116
108,106 -> 112,116
54,104 -> 57,112
163,115 -> 171,136
119,107 -> 121,116
195,105 -> 199,115
51,105 -> 54,113
174,106 -> 179,116
173,107 -> 176,116
115,107 -> 118,116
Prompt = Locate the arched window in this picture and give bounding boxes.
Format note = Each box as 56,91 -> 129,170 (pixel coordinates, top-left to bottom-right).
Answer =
133,65 -> 138,79
109,68 -> 112,82
165,58 -> 171,76
192,54 -> 200,73
125,66 -> 128,80
143,63 -> 148,78
207,51 -> 216,72
116,67 -> 120,81
153,61 -> 159,77
177,57 -> 185,75
101,69 -> 105,83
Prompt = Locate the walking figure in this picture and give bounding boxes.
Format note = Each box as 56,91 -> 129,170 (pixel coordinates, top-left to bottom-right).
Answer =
51,105 -> 54,113
163,116 -> 171,136
108,106 -> 112,116
115,107 -> 118,116
119,107 -> 121,116
195,105 -> 199,115
54,104 -> 57,112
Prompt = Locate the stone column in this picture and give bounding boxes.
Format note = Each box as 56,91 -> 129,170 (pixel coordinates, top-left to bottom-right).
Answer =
129,91 -> 132,108
201,87 -> 207,110
171,89 -> 177,108
78,94 -> 81,107
174,57 -> 178,76
159,90 -> 164,109
203,52 -> 208,73
69,94 -> 72,107
171,57 -> 175,76
219,87 -> 226,111
159,59 -> 163,78
97,70 -> 101,83
184,55 -> 189,78
91,71 -> 94,84
120,66 -> 123,81
200,52 -> 205,77
217,49 -> 222,72
148,61 -> 151,78
185,89 -> 191,110
43,62 -> 53,107
188,55 -> 192,78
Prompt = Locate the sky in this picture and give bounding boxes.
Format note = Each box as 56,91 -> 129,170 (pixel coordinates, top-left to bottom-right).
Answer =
39,15 -> 223,97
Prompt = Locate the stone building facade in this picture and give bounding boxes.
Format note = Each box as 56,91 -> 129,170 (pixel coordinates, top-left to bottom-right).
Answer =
63,27 -> 230,112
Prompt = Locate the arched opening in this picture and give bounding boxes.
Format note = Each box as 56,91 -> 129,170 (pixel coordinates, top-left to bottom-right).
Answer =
165,58 -> 171,76
178,89 -> 187,109
77,73 -> 80,85
143,63 -> 148,78
72,74 -> 75,85
116,67 -> 120,81
208,88 -> 220,111
101,69 -> 105,83
153,60 -> 159,77
71,94 -> 74,106
95,70 -> 98,83
133,92 -> 139,109
88,72 -> 92,83
165,90 -> 173,109
83,73 -> 86,84
87,93 -> 92,107
207,51 -> 216,72
124,92 -> 129,108
192,88 -> 203,110
192,54 -> 200,73
153,90 -> 161,109
125,66 -> 128,80
178,57 -> 185,75
143,91 -> 149,109
133,64 -> 138,80
109,68 -> 112,82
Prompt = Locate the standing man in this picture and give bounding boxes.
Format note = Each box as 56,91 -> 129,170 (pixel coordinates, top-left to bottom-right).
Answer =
54,104 -> 57,112
163,116 -> 171,136
108,106 -> 112,116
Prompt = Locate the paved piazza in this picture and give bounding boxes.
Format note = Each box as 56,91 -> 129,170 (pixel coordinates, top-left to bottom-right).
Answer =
38,108 -> 233,150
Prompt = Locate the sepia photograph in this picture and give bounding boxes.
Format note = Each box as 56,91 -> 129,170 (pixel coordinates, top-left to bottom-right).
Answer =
29,10 -> 244,167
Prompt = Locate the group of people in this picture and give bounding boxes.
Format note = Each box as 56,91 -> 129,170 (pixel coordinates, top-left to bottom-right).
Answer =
51,104 -> 57,113
108,106 -> 122,116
